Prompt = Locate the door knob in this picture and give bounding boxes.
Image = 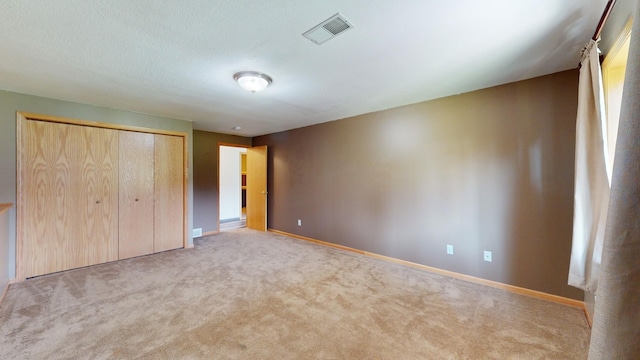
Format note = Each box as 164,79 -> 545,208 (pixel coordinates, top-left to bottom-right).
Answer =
135,198 -> 139,202
261,191 -> 268,195
96,200 -> 101,204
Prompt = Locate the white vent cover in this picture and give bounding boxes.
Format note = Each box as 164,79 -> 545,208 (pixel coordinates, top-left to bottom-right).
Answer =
303,13 -> 354,45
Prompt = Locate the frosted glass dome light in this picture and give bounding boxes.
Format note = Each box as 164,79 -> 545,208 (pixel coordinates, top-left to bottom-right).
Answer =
233,71 -> 273,92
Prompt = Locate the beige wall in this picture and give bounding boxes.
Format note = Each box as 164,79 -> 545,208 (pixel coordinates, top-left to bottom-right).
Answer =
193,130 -> 251,234
0,206 -> 10,291
254,70 -> 583,299
0,90 -> 193,280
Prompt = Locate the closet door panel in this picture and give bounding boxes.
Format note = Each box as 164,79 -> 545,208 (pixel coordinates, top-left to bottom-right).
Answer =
22,120 -> 80,277
19,114 -> 188,279
119,131 -> 155,259
77,126 -> 119,265
154,134 -> 184,252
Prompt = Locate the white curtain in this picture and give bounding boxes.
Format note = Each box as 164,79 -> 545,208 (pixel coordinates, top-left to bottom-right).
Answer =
568,38 -> 610,292
589,1 -> 640,355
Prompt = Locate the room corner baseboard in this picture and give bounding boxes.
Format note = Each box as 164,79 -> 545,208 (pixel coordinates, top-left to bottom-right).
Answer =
269,229 -> 589,319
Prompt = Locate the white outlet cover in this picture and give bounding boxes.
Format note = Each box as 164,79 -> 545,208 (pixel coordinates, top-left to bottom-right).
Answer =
297,219 -> 302,226
446,245 -> 454,255
483,251 -> 492,262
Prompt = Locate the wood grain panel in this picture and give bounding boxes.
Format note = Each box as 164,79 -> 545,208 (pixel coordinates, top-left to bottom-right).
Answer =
21,120 -> 80,277
76,126 -> 119,265
154,134 -> 184,252
17,112 -> 188,280
247,146 -> 267,231
20,121 -> 120,277
119,131 -> 155,259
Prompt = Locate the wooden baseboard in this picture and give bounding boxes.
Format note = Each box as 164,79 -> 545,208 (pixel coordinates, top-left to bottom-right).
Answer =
270,229 -> 365,256
269,229 -> 588,316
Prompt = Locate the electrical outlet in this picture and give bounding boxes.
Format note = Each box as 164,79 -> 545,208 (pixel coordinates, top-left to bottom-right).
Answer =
297,219 -> 302,226
483,251 -> 492,262
446,245 -> 454,255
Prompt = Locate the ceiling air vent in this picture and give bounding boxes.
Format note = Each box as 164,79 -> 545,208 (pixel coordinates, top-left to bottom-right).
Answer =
303,13 -> 354,45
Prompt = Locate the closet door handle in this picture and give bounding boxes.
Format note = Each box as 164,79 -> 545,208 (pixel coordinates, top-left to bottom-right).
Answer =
95,200 -> 101,204
135,198 -> 139,202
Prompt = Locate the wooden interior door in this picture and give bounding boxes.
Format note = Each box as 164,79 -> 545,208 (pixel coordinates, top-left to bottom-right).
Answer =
246,145 -> 267,231
119,131 -> 155,259
20,120 -> 118,278
154,134 -> 184,252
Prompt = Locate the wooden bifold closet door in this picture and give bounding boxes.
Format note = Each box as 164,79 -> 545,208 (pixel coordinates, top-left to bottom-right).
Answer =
154,134 -> 184,253
18,114 -> 186,280
21,120 -> 119,278
118,131 -> 155,259
118,132 -> 184,258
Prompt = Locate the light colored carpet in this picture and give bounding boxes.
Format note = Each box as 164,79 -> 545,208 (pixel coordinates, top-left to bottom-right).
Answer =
0,229 -> 590,359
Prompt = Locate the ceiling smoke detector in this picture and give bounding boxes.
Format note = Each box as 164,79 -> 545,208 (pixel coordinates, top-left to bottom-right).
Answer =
302,13 -> 354,45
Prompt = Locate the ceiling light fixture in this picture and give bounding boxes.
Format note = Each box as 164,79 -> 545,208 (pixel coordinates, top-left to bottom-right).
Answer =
233,71 -> 272,92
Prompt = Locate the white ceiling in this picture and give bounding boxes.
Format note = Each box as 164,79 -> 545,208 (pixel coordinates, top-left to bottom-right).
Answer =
0,0 -> 606,137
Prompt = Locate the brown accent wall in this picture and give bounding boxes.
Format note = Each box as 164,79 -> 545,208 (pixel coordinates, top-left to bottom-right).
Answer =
254,70 -> 582,299
193,130 -> 251,233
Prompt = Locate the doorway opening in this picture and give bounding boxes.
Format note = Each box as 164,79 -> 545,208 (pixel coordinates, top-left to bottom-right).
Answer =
219,145 -> 247,231
218,143 -> 268,232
